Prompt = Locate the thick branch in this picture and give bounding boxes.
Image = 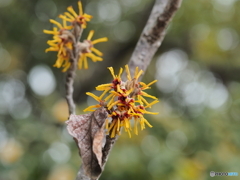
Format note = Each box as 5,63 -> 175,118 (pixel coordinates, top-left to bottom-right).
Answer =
123,0 -> 182,81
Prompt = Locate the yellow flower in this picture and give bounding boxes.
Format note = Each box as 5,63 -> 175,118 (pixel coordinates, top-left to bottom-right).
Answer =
124,65 -> 158,106
43,1 -> 107,72
59,1 -> 92,29
78,30 -> 108,69
84,65 -> 159,138
43,19 -> 73,72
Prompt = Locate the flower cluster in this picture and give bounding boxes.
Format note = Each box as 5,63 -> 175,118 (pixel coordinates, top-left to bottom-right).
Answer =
43,1 -> 108,72
84,65 -> 159,138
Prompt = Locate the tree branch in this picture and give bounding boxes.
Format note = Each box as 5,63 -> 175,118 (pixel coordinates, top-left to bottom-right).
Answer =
65,26 -> 83,115
65,60 -> 77,115
123,0 -> 182,81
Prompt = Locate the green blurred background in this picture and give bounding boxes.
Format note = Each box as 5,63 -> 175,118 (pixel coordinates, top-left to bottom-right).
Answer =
0,0 -> 240,179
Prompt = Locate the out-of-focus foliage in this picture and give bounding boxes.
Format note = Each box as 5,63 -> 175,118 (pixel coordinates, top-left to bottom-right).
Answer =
0,0 -> 240,180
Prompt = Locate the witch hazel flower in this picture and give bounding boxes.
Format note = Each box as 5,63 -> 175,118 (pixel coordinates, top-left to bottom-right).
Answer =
77,30 -> 108,69
59,1 -> 92,29
84,65 -> 159,138
43,1 -> 108,72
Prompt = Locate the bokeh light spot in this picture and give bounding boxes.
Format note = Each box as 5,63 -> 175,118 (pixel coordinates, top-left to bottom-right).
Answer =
0,0 -> 13,7
217,28 -> 239,51
98,0 -> 121,24
28,65 -> 56,96
0,139 -> 23,164
52,99 -> 69,123
113,21 -> 136,42
35,0 -> 57,22
48,142 -> 71,164
0,47 -> 11,71
9,99 -> 32,120
166,130 -> 188,151
141,135 -> 160,156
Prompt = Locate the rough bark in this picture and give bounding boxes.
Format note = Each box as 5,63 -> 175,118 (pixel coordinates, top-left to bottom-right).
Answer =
65,26 -> 83,115
122,0 -> 182,81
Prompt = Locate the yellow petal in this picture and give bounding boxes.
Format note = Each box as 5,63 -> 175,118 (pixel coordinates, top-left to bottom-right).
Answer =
110,123 -> 117,138
91,37 -> 108,44
81,24 -> 87,29
140,118 -> 144,130
67,6 -> 78,17
134,67 -> 139,78
118,67 -> 123,77
146,80 -> 157,87
108,67 -> 116,78
110,91 -> 121,97
62,18 -> 67,28
87,30 -> 94,41
96,83 -> 112,90
47,39 -> 60,44
45,47 -> 58,52
85,53 -> 103,62
144,99 -> 159,108
105,118 -> 109,130
104,93 -> 114,101
107,95 -> 115,108
124,118 -> 129,129
83,104 -> 101,112
144,111 -> 159,115
125,88 -> 133,96
141,91 -> 157,99
109,119 -> 116,132
99,88 -> 110,99
78,1 -> 83,16
134,119 -> 139,135
53,58 -> 64,68
116,84 -> 123,94
139,82 -> 147,86
59,14 -> 73,22
127,128 -> 131,138
125,65 -> 131,80
78,54 -> 84,69
50,19 -> 63,29
83,55 -> 88,69
136,69 -> 143,80
91,47 -> 103,56
117,118 -> 120,131
139,96 -> 150,106
62,62 -> 71,72
64,12 -> 75,20
86,92 -> 101,102
83,13 -> 93,19
43,29 -> 58,35
108,100 -> 120,110
143,118 -> 153,128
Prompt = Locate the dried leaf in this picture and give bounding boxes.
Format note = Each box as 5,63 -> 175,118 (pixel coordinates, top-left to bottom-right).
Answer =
66,107 -> 108,179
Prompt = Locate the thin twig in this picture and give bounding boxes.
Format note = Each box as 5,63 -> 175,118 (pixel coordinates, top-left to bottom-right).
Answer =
66,60 -> 77,115
65,26 -> 83,115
